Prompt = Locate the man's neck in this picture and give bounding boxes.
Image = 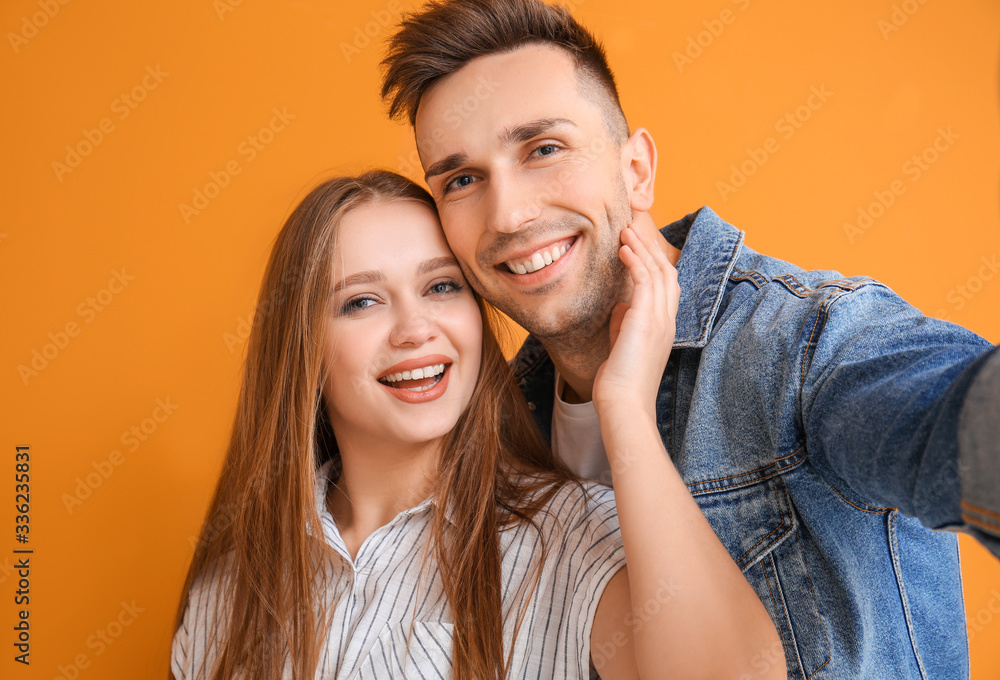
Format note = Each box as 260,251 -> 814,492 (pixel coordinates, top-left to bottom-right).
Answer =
547,323 -> 612,404
543,217 -> 681,405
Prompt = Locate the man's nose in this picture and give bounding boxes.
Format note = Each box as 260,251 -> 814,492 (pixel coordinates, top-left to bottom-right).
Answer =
485,171 -> 542,234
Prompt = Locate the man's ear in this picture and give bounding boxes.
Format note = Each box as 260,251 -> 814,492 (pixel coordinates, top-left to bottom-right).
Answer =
624,127 -> 657,213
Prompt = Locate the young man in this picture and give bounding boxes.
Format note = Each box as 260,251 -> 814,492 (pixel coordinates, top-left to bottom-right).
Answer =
381,1 -> 999,677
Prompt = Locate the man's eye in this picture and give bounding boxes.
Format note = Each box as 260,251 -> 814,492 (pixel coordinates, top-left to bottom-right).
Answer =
534,144 -> 559,157
445,174 -> 475,193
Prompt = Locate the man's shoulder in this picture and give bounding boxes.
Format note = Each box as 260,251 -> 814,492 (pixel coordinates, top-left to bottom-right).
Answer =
678,206 -> 888,299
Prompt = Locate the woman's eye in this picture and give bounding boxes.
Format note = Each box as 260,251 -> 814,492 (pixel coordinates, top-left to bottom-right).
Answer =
428,280 -> 464,296
340,296 -> 378,315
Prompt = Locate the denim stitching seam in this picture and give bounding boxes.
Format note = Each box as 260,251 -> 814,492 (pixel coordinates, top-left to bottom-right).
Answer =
687,446 -> 806,490
887,511 -> 929,680
795,529 -> 832,679
735,479 -> 793,568
827,479 -> 895,514
764,554 -> 807,680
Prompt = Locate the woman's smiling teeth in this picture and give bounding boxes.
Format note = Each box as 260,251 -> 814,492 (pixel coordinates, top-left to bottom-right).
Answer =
378,363 -> 447,391
506,243 -> 569,275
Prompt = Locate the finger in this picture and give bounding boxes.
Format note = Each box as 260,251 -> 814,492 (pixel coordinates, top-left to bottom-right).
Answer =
618,243 -> 651,297
621,227 -> 664,311
626,223 -> 675,286
608,301 -> 628,347
624,225 -> 679,303
621,223 -> 664,267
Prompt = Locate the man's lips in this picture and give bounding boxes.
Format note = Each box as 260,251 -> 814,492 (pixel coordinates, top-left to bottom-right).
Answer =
497,236 -> 576,275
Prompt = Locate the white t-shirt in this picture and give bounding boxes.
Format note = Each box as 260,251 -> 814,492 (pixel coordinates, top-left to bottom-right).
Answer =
171,459 -> 625,680
550,370 -> 613,487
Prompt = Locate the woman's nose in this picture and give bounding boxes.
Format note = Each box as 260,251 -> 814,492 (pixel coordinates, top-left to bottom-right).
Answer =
388,304 -> 438,347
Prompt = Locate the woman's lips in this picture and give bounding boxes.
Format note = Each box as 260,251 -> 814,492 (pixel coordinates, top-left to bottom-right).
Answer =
377,364 -> 452,404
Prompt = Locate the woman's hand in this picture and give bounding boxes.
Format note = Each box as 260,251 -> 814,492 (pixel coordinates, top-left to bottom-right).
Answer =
592,223 -> 680,420
588,225 -> 784,680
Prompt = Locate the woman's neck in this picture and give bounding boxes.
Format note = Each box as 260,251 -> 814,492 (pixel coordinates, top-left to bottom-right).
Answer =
326,436 -> 440,560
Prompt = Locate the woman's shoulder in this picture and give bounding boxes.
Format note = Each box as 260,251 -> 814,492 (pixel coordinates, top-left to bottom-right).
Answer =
506,477 -> 618,540
183,550 -> 239,614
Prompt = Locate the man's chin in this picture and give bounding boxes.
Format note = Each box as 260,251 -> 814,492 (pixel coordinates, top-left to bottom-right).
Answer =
510,303 -> 611,344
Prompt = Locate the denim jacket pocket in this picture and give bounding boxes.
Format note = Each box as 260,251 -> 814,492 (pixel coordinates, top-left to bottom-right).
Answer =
693,475 -> 832,680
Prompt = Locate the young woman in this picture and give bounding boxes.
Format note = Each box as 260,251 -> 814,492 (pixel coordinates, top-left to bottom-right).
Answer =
170,171 -> 782,680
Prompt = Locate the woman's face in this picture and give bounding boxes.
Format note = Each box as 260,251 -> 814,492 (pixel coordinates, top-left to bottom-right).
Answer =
321,199 -> 483,453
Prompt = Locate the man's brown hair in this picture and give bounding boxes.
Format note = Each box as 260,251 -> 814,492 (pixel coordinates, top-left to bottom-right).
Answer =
380,0 -> 629,142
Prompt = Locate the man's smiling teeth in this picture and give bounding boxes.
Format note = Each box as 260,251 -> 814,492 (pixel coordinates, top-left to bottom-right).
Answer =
506,243 -> 569,275
379,363 -> 446,385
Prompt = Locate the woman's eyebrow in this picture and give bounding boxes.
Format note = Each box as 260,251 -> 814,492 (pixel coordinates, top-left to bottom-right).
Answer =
418,256 -> 460,275
333,270 -> 384,292
333,257 -> 457,292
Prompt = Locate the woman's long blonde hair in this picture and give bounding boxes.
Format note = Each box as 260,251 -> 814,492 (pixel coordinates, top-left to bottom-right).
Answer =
171,170 -> 573,680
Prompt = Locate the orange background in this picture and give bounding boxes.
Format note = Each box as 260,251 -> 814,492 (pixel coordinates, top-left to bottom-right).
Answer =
2,0 -> 999,678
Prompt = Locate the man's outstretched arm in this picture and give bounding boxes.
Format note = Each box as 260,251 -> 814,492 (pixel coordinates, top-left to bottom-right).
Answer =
958,349 -> 1000,553
799,281 -> 999,557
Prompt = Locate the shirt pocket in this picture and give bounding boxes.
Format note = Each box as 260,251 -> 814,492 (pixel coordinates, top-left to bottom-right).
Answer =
352,621 -> 454,680
693,475 -> 831,680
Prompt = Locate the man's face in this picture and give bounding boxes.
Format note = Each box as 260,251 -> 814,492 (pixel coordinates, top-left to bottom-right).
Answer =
414,44 -> 633,340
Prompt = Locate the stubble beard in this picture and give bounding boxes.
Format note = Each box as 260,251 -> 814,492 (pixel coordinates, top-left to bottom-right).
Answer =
466,171 -> 634,369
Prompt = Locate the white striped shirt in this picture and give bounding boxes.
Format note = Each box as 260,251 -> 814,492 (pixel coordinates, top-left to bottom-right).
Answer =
171,459 -> 625,679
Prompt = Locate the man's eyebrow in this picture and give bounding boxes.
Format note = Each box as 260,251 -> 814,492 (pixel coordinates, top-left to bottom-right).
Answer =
422,118 -> 575,183
333,269 -> 384,292
424,153 -> 469,181
499,117 -> 575,147
419,256 -> 460,275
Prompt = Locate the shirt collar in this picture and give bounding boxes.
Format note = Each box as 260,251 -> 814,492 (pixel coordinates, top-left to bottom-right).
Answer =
663,206 -> 745,349
310,458 -> 458,534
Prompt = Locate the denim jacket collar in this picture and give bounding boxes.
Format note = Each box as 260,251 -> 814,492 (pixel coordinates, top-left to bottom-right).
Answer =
666,206 -> 745,349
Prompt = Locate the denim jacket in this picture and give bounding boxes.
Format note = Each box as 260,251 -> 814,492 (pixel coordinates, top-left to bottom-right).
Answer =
513,207 -> 1000,680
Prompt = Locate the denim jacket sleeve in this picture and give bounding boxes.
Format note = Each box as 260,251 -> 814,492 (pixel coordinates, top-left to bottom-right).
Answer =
798,279 -> 999,557
958,348 -> 1000,554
